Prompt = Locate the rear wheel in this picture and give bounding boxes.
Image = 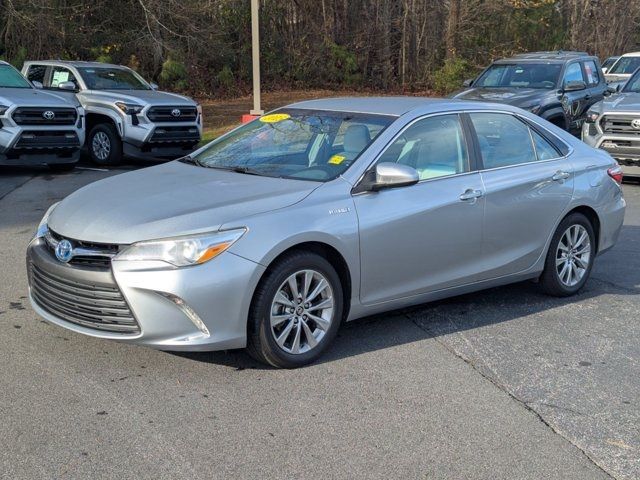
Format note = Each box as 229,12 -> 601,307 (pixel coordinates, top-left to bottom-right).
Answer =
540,213 -> 595,297
88,123 -> 122,166
247,251 -> 343,368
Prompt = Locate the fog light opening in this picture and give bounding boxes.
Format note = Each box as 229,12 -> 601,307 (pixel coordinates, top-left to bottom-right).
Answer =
157,292 -> 210,337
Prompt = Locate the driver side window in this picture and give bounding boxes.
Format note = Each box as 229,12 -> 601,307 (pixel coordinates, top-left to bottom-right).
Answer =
563,63 -> 584,87
376,114 -> 469,181
49,67 -> 79,89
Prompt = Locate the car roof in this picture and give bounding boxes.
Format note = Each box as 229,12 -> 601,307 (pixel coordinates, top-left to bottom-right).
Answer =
286,96 -> 520,117
497,51 -> 592,63
620,51 -> 640,57
24,60 -> 129,69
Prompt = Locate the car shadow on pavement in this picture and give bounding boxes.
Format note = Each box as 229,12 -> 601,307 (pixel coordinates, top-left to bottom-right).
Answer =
174,226 -> 640,369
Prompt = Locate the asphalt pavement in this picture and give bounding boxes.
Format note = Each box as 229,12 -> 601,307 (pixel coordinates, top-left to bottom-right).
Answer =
0,165 -> 637,479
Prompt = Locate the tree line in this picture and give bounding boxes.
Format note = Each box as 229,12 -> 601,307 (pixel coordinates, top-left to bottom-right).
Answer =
1,0 -> 638,97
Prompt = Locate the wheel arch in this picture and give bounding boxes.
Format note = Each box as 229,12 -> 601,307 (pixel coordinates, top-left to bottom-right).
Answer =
85,111 -> 122,138
252,241 -> 353,323
565,205 -> 601,254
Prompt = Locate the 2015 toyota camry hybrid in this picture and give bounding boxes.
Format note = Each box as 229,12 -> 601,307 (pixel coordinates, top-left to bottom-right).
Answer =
26,98 -> 625,368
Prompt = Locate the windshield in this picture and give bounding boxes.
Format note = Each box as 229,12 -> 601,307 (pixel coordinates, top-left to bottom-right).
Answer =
187,109 -> 394,182
602,57 -> 619,70
622,70 -> 640,92
78,67 -> 150,90
0,64 -> 32,89
474,63 -> 562,89
608,56 -> 640,75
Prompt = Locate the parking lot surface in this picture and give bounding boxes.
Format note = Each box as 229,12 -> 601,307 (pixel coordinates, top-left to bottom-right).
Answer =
0,166 -> 638,479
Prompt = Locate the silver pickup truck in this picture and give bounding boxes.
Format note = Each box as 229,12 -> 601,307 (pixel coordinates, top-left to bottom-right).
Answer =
582,65 -> 640,178
22,61 -> 202,165
0,61 -> 84,171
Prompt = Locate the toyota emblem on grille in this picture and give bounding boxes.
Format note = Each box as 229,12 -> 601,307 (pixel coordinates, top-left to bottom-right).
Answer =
171,108 -> 181,118
55,239 -> 73,263
632,119 -> 640,129
42,110 -> 56,120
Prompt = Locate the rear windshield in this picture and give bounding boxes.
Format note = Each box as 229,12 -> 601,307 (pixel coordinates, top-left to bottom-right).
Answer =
608,56 -> 640,75
77,67 -> 150,90
475,63 -> 562,89
0,64 -> 32,89
187,109 -> 395,182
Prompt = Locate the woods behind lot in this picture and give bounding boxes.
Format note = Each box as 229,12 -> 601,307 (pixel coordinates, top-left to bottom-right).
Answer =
1,0 -> 639,97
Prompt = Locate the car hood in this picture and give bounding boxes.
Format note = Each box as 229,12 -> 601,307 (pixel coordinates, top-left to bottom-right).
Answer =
48,161 -> 319,244
599,92 -> 640,112
452,87 -> 547,107
83,89 -> 196,106
0,87 -> 79,107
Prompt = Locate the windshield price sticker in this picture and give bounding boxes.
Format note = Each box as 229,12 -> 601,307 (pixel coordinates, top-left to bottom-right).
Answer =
260,113 -> 291,123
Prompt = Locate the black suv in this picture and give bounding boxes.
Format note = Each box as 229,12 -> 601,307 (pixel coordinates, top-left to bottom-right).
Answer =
452,51 -> 608,134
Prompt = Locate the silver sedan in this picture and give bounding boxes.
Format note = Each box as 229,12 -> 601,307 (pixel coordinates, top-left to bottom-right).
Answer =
27,98 -> 626,368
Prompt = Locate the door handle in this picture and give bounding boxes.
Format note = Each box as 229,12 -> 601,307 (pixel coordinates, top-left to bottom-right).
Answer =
551,170 -> 571,182
459,189 -> 483,201
584,94 -> 592,100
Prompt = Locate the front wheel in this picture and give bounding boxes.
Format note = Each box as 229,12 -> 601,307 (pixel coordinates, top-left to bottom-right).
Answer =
247,251 -> 343,368
88,123 -> 122,166
540,213 -> 595,297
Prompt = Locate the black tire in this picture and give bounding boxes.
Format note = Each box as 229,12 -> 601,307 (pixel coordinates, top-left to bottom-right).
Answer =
540,213 -> 595,297
48,163 -> 76,173
247,251 -> 344,368
87,123 -> 122,166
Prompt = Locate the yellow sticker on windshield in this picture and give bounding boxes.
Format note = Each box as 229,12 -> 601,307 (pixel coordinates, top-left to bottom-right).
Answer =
259,113 -> 291,123
328,154 -> 346,165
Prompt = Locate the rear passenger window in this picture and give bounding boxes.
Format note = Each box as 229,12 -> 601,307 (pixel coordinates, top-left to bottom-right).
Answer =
531,129 -> 560,160
27,65 -> 46,84
583,60 -> 600,86
470,113 -> 537,168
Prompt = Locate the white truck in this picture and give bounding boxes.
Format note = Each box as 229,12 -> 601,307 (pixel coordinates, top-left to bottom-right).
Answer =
22,61 -> 202,165
0,61 -> 84,171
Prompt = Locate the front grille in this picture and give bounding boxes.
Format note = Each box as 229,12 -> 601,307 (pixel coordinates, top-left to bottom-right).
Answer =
601,116 -> 640,135
15,131 -> 80,149
12,107 -> 77,126
149,125 -> 200,143
29,263 -> 139,334
147,106 -> 197,123
45,229 -> 117,270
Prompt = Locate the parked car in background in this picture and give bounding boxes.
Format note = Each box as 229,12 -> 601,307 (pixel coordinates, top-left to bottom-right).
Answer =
0,61 -> 84,171
601,56 -> 620,74
27,97 -> 625,368
452,51 -> 607,134
604,51 -> 640,86
582,67 -> 640,178
22,61 -> 202,165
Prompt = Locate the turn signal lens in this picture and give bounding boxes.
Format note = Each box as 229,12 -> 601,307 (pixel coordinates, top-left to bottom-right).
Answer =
607,166 -> 624,184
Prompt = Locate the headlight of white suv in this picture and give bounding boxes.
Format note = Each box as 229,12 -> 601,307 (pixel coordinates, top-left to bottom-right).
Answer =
114,229 -> 246,267
34,202 -> 59,239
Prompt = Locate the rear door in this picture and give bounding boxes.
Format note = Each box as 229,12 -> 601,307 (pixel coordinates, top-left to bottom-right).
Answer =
468,112 -> 574,280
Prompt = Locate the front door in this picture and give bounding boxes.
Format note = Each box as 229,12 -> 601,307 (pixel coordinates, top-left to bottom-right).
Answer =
561,61 -> 590,133
354,113 -> 485,305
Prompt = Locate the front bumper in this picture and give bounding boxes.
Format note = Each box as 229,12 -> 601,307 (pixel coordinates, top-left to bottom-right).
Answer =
582,125 -> 640,177
27,237 -> 265,351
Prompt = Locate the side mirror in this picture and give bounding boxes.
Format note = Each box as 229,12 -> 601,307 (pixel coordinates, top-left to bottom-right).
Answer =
150,82 -> 159,90
462,78 -> 474,88
31,81 -> 43,89
563,80 -> 587,92
58,81 -> 77,91
355,162 -> 419,193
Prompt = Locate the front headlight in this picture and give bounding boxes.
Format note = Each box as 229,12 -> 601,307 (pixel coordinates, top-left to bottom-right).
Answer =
585,109 -> 600,123
526,105 -> 542,114
114,229 -> 246,267
115,102 -> 144,115
34,202 -> 59,239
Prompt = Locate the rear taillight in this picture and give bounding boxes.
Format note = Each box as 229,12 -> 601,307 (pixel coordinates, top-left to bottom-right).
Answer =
607,165 -> 624,184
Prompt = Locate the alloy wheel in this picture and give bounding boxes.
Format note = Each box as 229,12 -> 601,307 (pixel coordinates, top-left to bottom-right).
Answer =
556,224 -> 591,287
269,269 -> 334,355
92,131 -> 111,161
